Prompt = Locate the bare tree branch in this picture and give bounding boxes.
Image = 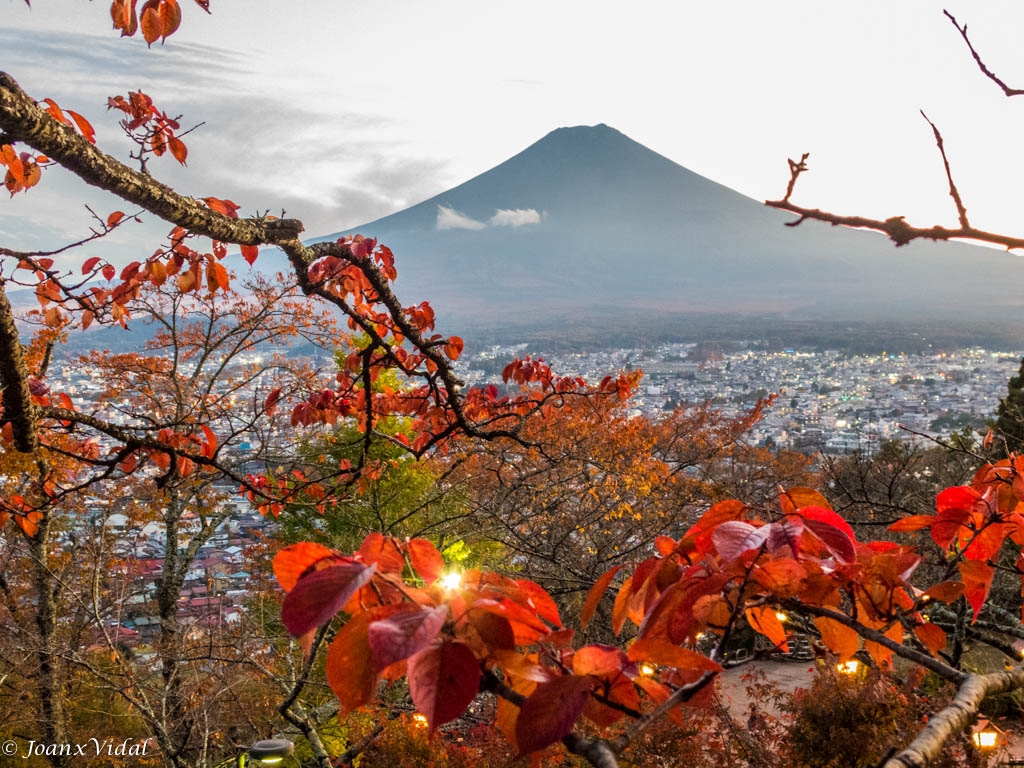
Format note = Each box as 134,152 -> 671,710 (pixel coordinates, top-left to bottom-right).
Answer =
920,111 -> 969,229
766,164 -> 1024,250
944,10 -> 1024,97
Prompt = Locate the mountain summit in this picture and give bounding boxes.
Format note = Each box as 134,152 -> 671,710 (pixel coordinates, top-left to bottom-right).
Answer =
319,124 -> 1024,339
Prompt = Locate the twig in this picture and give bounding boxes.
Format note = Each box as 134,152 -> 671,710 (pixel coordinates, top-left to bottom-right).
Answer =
944,10 -> 1024,97
919,111 -> 969,229
782,153 -> 810,203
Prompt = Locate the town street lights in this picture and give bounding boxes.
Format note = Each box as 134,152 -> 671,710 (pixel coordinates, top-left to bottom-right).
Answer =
237,739 -> 295,767
836,659 -> 861,676
970,718 -> 1002,752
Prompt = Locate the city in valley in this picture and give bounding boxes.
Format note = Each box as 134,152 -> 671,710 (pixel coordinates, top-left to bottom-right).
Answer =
457,342 -> 1021,453
35,339 -> 1021,651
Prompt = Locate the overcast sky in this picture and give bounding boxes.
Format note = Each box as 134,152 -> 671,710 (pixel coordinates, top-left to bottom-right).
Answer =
4,1 -> 1024,265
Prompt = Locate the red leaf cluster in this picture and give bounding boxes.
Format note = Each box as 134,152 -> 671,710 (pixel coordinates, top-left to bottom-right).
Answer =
111,0 -> 198,41
888,457 -> 1024,619
108,91 -> 188,164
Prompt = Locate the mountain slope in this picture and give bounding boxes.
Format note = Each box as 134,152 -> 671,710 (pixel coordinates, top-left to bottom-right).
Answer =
304,124 -> 1024,336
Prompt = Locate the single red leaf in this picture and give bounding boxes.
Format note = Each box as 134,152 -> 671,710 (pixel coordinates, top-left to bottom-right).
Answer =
813,616 -> 859,662
513,579 -> 561,628
937,485 -> 982,514
367,605 -> 447,671
407,538 -> 443,585
924,581 -> 964,604
272,541 -> 337,592
210,261 -> 230,292
753,557 -> 808,594
572,644 -> 630,678
710,520 -> 760,561
477,598 -> 549,645
864,622 -> 903,669
358,532 -> 405,573
653,535 -> 677,556
963,522 -> 1012,562
159,0 -> 182,38
627,638 -> 721,672
28,377 -> 49,397
464,608 -> 516,651
515,675 -> 593,755
800,506 -> 856,563
140,1 -> 162,44
444,335 -> 464,361
200,424 -> 217,458
779,487 -> 831,515
745,605 -> 788,651
888,515 -> 935,533
914,622 -> 947,656
41,98 -> 68,124
407,640 -> 480,730
66,110 -> 96,143
280,561 -> 376,636
264,387 -> 282,417
168,135 -> 188,164
959,560 -> 994,621
581,564 -> 623,629
326,611 -> 378,712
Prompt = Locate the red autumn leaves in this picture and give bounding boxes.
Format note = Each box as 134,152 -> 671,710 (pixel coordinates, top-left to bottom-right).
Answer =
273,534 -> 720,754
2,98 -> 93,195
888,457 -> 1024,620
269,474 -> 1024,760
108,90 -> 188,163
110,0 -> 207,45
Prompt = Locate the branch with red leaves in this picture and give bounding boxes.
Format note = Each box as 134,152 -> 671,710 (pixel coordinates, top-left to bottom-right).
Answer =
0,73 -> 300,245
0,69 -> 634,535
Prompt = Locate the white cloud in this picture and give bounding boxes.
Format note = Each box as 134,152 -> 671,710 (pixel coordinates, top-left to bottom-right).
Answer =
436,205 -> 486,230
489,208 -> 542,227
435,205 -> 544,231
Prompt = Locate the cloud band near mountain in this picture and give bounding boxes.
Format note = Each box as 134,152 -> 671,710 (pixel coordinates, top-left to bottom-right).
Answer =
436,205 -> 541,230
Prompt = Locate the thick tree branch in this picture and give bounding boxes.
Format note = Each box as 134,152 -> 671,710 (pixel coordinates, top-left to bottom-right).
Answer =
0,72 -> 302,245
883,670 -> 1024,768
0,281 -> 37,452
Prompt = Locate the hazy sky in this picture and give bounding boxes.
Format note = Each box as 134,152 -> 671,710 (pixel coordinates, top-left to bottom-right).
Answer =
4,1 -> 1024,264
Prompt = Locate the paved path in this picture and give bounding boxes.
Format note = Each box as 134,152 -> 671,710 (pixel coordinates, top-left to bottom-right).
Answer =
716,659 -> 815,717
